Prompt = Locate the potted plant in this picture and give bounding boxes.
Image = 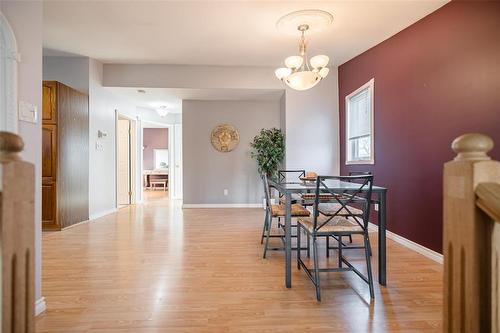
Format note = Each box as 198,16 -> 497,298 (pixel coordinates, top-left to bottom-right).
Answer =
250,128 -> 285,207
250,127 -> 285,177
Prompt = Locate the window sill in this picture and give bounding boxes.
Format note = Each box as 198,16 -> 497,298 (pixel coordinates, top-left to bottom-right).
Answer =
346,159 -> 374,165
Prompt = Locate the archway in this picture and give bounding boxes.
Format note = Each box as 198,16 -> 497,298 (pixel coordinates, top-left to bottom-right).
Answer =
0,11 -> 20,133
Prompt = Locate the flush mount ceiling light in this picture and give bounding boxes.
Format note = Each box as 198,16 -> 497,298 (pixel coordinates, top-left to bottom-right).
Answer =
156,105 -> 169,117
275,9 -> 333,91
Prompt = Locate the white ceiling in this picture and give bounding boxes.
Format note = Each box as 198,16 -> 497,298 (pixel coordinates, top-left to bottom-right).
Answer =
108,87 -> 284,114
43,1 -> 448,67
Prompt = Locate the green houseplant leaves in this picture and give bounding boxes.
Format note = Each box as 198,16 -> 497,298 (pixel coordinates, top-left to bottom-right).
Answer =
250,128 -> 285,177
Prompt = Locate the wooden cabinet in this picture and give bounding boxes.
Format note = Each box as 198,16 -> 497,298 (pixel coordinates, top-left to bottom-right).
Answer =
42,81 -> 57,123
42,124 -> 57,180
42,81 -> 89,230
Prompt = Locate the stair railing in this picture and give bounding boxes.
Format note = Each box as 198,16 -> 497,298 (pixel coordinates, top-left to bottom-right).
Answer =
443,133 -> 500,333
0,131 -> 35,332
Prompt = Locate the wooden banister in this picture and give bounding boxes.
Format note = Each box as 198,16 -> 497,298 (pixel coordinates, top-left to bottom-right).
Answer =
0,131 -> 35,332
476,182 -> 500,333
443,133 -> 500,333
476,183 -> 500,222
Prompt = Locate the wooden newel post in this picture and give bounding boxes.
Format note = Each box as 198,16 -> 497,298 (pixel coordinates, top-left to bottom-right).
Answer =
443,133 -> 500,333
0,131 -> 35,332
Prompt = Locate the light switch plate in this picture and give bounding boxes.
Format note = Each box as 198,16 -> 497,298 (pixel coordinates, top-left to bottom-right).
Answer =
18,101 -> 38,123
95,142 -> 104,151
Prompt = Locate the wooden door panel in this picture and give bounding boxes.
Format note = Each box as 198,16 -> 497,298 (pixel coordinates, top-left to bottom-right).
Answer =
42,182 -> 58,228
42,81 -> 57,123
57,83 -> 89,228
42,124 -> 57,181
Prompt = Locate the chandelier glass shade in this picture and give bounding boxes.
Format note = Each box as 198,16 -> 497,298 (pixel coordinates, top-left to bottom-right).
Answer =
275,24 -> 330,91
156,105 -> 169,117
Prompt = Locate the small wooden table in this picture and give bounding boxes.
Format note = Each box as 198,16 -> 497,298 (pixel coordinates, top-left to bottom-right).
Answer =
144,172 -> 168,190
150,180 -> 167,191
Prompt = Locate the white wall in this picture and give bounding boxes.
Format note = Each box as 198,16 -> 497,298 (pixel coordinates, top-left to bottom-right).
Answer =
88,59 -> 139,218
43,56 -> 90,94
0,0 -> 44,312
285,71 -> 340,175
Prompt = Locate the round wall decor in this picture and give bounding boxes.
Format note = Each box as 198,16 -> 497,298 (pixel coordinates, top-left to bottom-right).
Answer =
211,124 -> 240,152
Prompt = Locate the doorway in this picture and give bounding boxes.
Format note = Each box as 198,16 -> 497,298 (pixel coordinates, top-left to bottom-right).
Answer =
116,114 -> 137,207
141,122 -> 170,203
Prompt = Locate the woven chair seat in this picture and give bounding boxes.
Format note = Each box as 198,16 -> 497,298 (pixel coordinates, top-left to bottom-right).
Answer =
318,203 -> 363,216
298,215 -> 363,234
301,193 -> 335,201
271,204 -> 310,217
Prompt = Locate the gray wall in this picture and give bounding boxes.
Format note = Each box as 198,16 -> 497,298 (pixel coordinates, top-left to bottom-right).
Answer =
183,100 -> 280,205
104,64 -> 282,89
43,56 -> 90,94
1,0 -> 44,309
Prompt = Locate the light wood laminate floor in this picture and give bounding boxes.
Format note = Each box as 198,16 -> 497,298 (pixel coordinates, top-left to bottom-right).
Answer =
36,199 -> 443,332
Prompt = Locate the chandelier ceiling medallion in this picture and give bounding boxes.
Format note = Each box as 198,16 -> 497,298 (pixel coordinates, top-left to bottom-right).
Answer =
275,10 -> 333,91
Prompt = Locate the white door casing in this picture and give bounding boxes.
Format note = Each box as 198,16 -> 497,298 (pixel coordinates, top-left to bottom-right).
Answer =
117,119 -> 130,205
173,123 -> 183,200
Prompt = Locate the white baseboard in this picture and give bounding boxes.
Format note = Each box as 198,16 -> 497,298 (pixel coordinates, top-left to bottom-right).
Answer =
35,297 -> 46,316
368,222 -> 443,264
89,208 -> 118,221
183,203 -> 263,209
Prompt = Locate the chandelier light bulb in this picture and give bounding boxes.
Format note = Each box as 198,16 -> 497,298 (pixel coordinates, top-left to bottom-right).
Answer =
284,55 -> 303,69
310,55 -> 329,69
275,67 -> 292,80
319,67 -> 330,78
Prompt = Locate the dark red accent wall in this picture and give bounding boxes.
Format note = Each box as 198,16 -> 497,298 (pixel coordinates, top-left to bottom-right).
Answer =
338,1 -> 500,253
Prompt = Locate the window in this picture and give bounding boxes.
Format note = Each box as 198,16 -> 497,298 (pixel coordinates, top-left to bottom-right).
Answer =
154,149 -> 169,169
346,79 -> 374,164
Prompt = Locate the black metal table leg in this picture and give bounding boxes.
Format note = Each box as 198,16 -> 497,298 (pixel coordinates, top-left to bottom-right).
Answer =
378,190 -> 387,286
285,192 -> 292,288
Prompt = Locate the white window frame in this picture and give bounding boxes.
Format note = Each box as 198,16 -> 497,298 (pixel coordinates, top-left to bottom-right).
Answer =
153,148 -> 169,169
345,78 -> 375,165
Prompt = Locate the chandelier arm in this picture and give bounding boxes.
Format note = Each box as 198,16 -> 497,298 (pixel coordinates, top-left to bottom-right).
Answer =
299,30 -> 307,71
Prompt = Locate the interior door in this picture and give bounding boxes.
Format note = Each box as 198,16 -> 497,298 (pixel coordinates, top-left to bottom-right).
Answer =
117,119 -> 131,205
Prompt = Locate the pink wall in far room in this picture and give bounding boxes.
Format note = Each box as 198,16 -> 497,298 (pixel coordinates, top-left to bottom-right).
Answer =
143,128 -> 168,170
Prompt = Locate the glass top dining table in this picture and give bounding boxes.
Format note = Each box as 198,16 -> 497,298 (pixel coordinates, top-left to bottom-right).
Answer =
268,178 -> 388,288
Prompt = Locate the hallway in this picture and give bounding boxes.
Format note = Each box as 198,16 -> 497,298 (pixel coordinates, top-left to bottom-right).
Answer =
36,200 -> 443,332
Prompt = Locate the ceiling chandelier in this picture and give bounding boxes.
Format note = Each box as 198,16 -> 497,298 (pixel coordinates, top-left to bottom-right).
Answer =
275,10 -> 333,91
156,105 -> 169,117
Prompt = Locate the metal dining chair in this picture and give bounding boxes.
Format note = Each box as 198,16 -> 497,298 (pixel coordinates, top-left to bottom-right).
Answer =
261,173 -> 311,258
277,169 -> 306,205
264,169 -> 306,235
323,171 -> 374,249
297,175 -> 375,301
319,171 -> 373,250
